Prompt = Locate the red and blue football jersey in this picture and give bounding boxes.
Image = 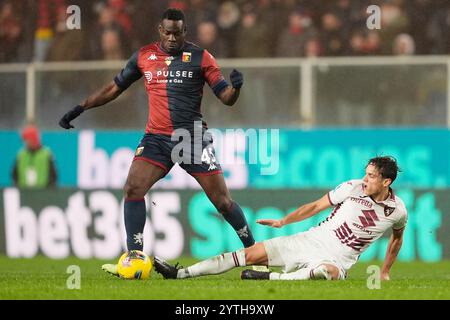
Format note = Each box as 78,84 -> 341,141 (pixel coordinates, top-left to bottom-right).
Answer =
114,41 -> 229,135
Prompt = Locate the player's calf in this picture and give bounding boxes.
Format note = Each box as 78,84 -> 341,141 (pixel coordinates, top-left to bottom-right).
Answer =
220,199 -> 256,248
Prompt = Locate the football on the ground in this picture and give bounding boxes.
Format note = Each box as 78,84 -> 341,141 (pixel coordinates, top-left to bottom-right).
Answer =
117,250 -> 153,280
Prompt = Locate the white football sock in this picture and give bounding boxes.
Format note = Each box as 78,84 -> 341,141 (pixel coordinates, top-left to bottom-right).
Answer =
269,265 -> 331,280
177,249 -> 246,279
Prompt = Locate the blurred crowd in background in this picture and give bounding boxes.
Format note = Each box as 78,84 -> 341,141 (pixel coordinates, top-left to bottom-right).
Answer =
1,0 -> 449,63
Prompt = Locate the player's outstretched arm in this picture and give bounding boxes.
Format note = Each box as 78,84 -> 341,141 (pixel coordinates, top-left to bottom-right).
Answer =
381,227 -> 404,280
218,69 -> 243,106
257,194 -> 332,228
59,80 -> 123,129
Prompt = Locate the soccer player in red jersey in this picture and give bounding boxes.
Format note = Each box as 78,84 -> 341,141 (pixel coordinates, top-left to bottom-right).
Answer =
59,8 -> 255,275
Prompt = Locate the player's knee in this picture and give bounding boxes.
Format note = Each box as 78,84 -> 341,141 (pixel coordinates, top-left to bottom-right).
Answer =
244,247 -> 255,264
244,244 -> 267,265
214,196 -> 233,214
321,264 -> 340,280
244,246 -> 258,265
124,179 -> 145,199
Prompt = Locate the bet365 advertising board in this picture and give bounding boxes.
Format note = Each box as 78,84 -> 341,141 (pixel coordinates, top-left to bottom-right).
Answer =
0,188 -> 447,261
0,129 -> 448,260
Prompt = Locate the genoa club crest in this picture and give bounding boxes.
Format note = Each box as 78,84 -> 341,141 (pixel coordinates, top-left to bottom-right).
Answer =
182,52 -> 191,62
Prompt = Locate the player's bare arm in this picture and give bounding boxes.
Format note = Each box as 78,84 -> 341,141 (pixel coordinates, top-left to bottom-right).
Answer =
219,69 -> 243,106
381,227 -> 405,280
219,86 -> 240,106
59,81 -> 124,129
257,194 -> 332,228
79,80 -> 123,110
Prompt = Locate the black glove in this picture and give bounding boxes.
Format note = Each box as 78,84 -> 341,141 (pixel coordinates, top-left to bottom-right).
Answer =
59,105 -> 84,129
230,69 -> 243,89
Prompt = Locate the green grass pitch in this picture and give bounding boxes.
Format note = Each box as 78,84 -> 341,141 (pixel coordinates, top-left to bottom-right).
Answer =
0,256 -> 449,300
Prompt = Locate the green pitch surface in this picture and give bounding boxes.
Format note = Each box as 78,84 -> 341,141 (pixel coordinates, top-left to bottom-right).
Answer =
0,256 -> 449,300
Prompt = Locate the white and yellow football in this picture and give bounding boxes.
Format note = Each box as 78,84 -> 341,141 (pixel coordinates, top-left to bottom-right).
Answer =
117,250 -> 153,280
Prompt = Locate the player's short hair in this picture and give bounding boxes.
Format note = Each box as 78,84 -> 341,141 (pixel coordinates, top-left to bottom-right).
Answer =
367,156 -> 401,184
161,8 -> 185,23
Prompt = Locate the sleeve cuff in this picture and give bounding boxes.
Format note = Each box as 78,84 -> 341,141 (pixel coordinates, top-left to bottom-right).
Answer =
212,80 -> 229,97
327,192 -> 335,206
114,75 -> 127,90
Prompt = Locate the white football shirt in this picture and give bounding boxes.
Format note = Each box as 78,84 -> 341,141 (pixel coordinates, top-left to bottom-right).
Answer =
308,179 -> 407,270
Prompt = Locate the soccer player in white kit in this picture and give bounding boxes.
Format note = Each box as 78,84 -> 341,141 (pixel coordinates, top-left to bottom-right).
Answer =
154,156 -> 407,281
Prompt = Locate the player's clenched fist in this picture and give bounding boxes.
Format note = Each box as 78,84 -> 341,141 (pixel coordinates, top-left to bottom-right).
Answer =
230,69 -> 243,89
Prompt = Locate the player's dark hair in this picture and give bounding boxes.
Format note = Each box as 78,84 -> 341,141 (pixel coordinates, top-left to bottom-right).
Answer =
161,8 -> 185,22
367,156 -> 401,184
